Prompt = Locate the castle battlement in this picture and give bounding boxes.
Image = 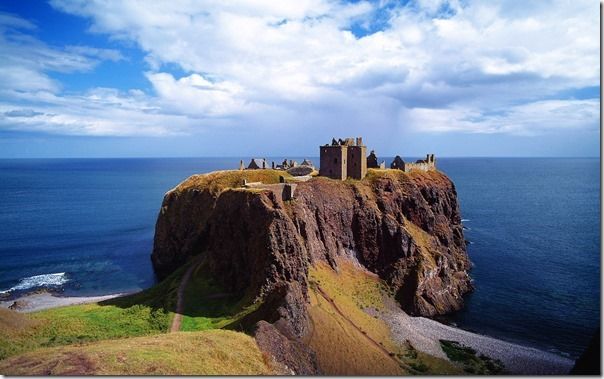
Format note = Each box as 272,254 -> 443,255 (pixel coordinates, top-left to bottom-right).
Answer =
320,137 -> 436,179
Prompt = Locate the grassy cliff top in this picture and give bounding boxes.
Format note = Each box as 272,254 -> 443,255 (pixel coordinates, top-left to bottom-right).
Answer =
172,168 -> 447,195
173,169 -> 293,194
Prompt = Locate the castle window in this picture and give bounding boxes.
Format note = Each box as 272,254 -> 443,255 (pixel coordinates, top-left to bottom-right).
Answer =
334,158 -> 338,164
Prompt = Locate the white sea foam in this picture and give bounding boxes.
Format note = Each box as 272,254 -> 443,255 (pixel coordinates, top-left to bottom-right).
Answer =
0,272 -> 69,294
461,218 -> 471,222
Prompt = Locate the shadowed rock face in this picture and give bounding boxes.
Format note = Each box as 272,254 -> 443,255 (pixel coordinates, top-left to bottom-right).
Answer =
151,169 -> 472,319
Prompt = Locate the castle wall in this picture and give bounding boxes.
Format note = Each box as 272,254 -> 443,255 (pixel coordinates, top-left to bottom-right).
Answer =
403,159 -> 436,172
347,145 -> 367,179
319,145 -> 347,180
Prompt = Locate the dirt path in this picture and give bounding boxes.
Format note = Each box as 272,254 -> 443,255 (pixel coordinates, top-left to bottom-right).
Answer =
169,257 -> 202,333
314,285 -> 418,374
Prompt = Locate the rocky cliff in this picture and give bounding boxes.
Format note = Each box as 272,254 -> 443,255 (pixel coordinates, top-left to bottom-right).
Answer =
152,169 -> 471,319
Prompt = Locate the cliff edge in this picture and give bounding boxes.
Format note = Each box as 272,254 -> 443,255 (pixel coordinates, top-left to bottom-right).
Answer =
151,168 -> 473,373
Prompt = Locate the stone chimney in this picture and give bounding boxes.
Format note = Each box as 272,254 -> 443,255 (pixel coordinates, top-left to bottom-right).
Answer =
356,137 -> 363,146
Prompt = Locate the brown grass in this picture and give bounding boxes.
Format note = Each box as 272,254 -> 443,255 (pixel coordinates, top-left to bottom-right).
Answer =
0,308 -> 38,337
307,261 -> 407,375
173,169 -> 292,194
0,330 -> 277,375
307,260 -> 461,375
307,289 -> 406,375
403,218 -> 438,267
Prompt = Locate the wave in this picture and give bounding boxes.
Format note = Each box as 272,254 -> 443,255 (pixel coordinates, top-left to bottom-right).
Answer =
461,219 -> 471,222
0,272 -> 69,294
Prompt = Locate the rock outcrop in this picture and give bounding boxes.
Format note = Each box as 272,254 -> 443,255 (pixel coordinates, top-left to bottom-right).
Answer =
152,169 -> 471,318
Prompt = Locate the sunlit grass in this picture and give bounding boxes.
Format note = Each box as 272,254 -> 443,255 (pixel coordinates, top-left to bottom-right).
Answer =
0,265 -> 185,360
0,330 -> 276,375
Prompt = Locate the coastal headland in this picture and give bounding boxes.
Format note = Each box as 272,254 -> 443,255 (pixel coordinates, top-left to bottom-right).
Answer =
0,167 -> 574,375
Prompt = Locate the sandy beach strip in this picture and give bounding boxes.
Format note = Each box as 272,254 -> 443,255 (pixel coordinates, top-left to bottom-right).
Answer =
382,309 -> 574,375
0,292 -> 128,313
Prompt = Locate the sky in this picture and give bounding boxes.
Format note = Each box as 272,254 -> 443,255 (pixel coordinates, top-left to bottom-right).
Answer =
0,0 -> 599,158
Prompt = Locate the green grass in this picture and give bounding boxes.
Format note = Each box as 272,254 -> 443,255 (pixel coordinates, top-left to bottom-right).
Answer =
0,264 -> 186,360
0,257 -> 263,361
179,262 -> 262,331
440,339 -> 505,374
0,330 -> 278,375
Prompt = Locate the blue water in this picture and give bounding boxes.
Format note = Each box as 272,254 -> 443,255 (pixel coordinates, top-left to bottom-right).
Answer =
438,158 -> 600,359
0,158 -> 599,358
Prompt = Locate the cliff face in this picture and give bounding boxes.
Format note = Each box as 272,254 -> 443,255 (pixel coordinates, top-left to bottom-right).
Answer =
151,169 -> 472,319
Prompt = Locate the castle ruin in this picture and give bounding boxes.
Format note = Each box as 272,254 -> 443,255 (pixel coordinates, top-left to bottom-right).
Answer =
390,154 -> 436,172
320,137 -> 436,179
319,137 -> 367,180
367,150 -> 386,169
241,137 -> 436,180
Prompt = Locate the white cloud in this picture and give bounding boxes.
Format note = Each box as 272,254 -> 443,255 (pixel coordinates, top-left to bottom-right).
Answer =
401,99 -> 599,135
145,72 -> 254,117
0,88 -> 192,136
0,1 -> 599,140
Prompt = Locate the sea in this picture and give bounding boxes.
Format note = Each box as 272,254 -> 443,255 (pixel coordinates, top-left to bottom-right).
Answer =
0,157 -> 599,359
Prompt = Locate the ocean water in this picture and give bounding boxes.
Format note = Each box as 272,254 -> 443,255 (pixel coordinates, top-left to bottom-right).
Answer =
438,158 -> 600,359
0,157 -> 599,358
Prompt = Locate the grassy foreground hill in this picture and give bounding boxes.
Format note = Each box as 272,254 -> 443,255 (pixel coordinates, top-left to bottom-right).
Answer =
0,330 -> 278,375
0,258 -> 464,375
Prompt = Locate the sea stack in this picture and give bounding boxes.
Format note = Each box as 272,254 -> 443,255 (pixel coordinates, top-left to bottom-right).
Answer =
150,166 -> 472,373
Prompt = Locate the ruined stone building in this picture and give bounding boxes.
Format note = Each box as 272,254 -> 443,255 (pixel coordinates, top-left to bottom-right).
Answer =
390,154 -> 436,172
390,156 -> 405,170
247,158 -> 267,170
367,150 -> 386,169
319,137 -> 367,180
300,159 -> 314,168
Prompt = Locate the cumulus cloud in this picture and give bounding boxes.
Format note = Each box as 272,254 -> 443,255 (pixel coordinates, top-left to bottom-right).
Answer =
400,99 -> 600,135
0,1 -> 599,141
0,88 -> 192,136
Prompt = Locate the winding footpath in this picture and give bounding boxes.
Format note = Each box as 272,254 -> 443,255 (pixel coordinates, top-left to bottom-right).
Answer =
169,257 -> 203,333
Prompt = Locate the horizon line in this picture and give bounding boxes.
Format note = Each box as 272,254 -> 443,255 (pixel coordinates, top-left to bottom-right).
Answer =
0,156 -> 600,160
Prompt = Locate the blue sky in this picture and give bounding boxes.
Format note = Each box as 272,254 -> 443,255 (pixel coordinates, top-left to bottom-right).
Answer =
0,0 -> 599,158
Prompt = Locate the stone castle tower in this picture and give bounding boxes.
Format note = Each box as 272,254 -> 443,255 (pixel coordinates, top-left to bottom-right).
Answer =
319,137 -> 367,180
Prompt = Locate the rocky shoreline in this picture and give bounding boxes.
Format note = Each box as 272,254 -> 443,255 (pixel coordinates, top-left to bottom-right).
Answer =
379,306 -> 574,375
0,292 -> 127,313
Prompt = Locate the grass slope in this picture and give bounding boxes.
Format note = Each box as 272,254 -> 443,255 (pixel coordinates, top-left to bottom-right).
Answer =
307,260 -> 461,375
178,260 -> 262,331
0,330 -> 276,375
0,264 -> 186,360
